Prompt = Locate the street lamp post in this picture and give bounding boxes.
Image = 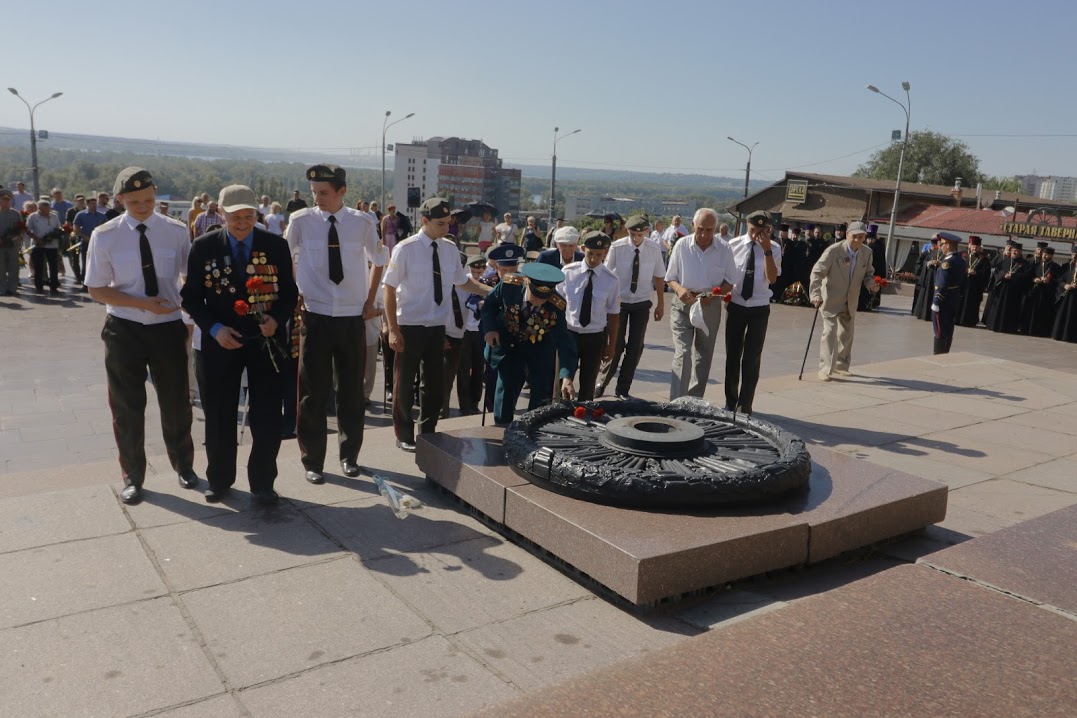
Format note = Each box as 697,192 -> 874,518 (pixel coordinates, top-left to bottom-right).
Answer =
7,88 -> 63,200
381,110 -> 415,209
866,81 -> 911,275
727,136 -> 758,234
550,127 -> 581,228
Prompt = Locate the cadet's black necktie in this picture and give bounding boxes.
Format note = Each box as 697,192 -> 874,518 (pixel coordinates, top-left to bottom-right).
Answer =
580,269 -> 594,327
630,247 -> 640,294
432,242 -> 443,305
136,223 -> 158,297
451,287 -> 463,328
742,243 -> 757,300
327,215 -> 343,285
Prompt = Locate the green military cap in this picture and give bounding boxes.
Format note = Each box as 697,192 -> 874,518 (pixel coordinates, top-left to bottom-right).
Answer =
113,167 -> 155,196
746,210 -> 771,228
467,253 -> 488,268
307,164 -> 346,183
581,230 -> 612,250
420,197 -> 451,219
625,215 -> 649,232
522,261 -> 564,297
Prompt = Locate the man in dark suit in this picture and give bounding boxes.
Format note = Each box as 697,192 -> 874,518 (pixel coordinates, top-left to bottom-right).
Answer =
537,226 -> 583,269
181,185 -> 298,504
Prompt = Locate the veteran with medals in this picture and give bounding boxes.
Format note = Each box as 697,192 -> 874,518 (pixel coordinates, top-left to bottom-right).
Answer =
181,186 -> 297,504
482,262 -> 577,425
929,232 -> 967,355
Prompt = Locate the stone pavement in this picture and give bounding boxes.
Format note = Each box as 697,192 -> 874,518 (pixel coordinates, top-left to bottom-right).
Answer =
1,276 -> 1076,716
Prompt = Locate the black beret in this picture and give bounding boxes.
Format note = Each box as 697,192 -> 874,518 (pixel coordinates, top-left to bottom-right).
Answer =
746,210 -> 771,228
113,167 -> 155,196
420,197 -> 451,219
582,231 -> 612,250
625,215 -> 649,232
307,164 -> 346,183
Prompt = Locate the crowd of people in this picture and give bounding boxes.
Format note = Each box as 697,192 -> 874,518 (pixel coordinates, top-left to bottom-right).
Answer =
2,166 -> 1074,508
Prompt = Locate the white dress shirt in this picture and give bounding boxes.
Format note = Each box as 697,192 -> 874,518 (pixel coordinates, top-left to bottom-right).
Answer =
559,261 -> 620,334
495,222 -> 518,244
728,234 -> 782,308
84,212 -> 191,325
605,236 -> 666,304
264,212 -> 287,235
383,229 -> 470,327
445,285 -> 470,340
26,211 -> 60,247
664,235 -> 737,293
462,285 -> 482,333
286,206 -> 386,317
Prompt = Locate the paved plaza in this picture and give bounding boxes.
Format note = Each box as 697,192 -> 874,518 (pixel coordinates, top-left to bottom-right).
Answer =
1,276 -> 1075,717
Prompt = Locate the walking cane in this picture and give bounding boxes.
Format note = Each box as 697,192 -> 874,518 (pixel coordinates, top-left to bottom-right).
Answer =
798,308 -> 820,381
481,350 -> 490,427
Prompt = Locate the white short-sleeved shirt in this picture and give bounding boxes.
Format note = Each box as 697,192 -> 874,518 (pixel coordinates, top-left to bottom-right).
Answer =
445,285 -> 470,340
495,222 -> 518,244
264,212 -> 286,235
27,211 -> 60,247
728,234 -> 783,308
559,261 -> 620,334
605,237 -> 666,304
461,285 -> 482,333
664,235 -> 737,294
286,206 -> 386,317
84,212 -> 191,325
383,229 -> 470,327
477,221 -> 495,243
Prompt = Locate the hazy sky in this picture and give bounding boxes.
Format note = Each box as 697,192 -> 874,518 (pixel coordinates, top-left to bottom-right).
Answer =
3,0 -> 1075,182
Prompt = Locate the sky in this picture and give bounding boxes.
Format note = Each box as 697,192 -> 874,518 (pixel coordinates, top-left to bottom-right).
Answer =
3,0 -> 1076,183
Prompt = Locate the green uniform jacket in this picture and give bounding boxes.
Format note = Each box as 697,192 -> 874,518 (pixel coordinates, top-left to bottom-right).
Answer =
480,275 -> 577,378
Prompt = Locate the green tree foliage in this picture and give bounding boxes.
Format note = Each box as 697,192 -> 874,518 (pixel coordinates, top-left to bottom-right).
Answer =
854,131 -> 983,187
980,175 -> 1022,193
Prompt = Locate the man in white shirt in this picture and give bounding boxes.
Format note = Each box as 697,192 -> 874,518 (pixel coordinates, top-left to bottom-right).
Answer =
495,213 -> 519,245
598,215 -> 666,398
560,231 -> 620,401
383,197 -> 490,452
724,211 -> 781,415
85,167 -> 198,504
257,195 -> 272,220
718,223 -> 734,244
286,164 -> 386,483
26,199 -> 61,294
664,208 -> 737,400
10,181 -> 33,212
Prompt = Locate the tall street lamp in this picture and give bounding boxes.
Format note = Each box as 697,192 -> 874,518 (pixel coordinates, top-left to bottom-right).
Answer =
550,127 -> 581,227
727,136 -> 758,234
8,88 -> 63,200
867,81 -> 911,275
382,110 -> 415,209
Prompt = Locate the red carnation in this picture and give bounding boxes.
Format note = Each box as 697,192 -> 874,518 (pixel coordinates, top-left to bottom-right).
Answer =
573,406 -> 588,419
234,300 -> 250,316
592,407 -> 605,419
722,292 -> 732,303
245,276 -> 264,290
710,286 -> 722,296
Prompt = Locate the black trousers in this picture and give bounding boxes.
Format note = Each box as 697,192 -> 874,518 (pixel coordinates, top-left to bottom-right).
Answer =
101,316 -> 194,486
31,247 -> 58,291
442,334 -> 463,417
573,330 -> 607,402
198,337 -> 283,492
297,311 -> 366,472
457,330 -> 485,412
724,302 -> 770,412
600,300 -> 651,396
394,324 -> 446,443
933,297 -> 958,354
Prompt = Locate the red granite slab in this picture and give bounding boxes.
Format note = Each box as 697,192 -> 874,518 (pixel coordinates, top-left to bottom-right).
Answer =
919,503 -> 1077,614
417,428 -> 527,523
474,564 -> 1077,718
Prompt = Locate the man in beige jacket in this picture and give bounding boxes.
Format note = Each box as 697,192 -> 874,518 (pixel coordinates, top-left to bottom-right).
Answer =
809,221 -> 880,381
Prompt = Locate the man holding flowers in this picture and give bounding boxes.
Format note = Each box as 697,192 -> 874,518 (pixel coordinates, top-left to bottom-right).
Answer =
181,185 -> 298,504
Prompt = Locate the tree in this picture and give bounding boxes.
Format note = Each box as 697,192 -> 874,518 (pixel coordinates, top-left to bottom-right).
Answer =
980,175 -> 1022,193
855,131 -> 982,187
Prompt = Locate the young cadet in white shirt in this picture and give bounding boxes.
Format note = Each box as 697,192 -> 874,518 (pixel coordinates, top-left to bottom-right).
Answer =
724,211 -> 781,415
560,230 -> 620,401
287,164 -> 386,484
383,197 -> 490,452
456,254 -> 488,415
664,207 -> 737,400
598,215 -> 666,398
85,167 -> 199,504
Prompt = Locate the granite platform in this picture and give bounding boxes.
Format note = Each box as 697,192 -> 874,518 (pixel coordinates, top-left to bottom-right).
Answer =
417,427 -> 948,605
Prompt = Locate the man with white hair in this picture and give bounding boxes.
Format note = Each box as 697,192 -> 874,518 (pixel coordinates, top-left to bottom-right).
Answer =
664,208 -> 737,400
538,226 -> 583,269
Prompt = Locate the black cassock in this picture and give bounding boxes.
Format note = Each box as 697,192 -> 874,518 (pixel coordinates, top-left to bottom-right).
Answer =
983,257 -> 1032,334
1018,259 -> 1062,337
911,249 -> 943,320
1051,262 -> 1077,343
957,250 -> 992,327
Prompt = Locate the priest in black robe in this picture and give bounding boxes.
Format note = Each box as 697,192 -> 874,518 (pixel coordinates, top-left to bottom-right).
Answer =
1018,247 -> 1062,337
911,236 -> 943,320
1051,247 -> 1077,343
983,241 -> 1032,334
957,236 -> 991,327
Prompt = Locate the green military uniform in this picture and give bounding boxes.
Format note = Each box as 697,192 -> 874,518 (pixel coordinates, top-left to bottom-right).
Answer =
481,263 -> 577,425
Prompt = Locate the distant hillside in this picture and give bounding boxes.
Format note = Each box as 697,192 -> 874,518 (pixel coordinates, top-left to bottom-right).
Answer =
511,162 -> 768,192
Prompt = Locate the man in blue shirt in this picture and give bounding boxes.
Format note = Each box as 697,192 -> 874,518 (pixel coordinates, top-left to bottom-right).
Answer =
73,197 -> 108,287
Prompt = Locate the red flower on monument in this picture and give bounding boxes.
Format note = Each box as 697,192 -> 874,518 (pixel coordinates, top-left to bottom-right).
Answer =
573,406 -> 588,419
592,407 -> 606,419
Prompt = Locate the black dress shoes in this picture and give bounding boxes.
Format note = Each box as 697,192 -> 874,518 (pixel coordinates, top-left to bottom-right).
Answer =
305,470 -> 325,484
253,490 -> 280,506
178,468 -> 199,489
120,485 -> 143,504
340,460 -> 361,477
204,487 -> 231,503
396,440 -> 416,453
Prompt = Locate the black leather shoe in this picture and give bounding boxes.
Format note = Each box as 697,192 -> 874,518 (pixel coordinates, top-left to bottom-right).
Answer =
305,470 -> 325,484
340,460 -> 361,477
396,440 -> 416,453
177,468 -> 199,489
204,487 -> 231,503
120,485 -> 143,504
253,490 -> 280,506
